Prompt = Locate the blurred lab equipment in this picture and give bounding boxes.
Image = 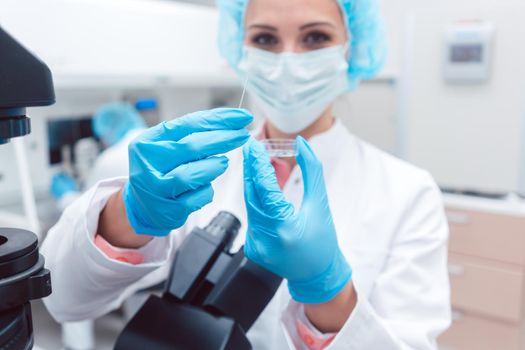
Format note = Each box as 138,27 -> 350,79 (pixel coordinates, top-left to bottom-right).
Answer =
46,115 -> 99,205
114,211 -> 282,350
443,21 -> 495,83
0,26 -> 54,350
47,116 -> 95,182
73,138 -> 100,187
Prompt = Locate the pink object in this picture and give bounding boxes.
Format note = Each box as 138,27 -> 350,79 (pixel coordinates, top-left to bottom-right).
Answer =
94,234 -> 144,265
271,157 -> 292,189
296,319 -> 336,350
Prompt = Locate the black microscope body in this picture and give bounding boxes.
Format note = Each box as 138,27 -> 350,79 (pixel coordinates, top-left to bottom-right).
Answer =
0,26 -> 55,349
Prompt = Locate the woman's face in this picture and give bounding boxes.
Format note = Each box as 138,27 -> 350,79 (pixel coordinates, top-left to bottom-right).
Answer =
244,0 -> 347,54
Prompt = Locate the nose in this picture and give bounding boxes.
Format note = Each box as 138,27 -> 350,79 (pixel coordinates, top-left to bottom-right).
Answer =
281,42 -> 303,54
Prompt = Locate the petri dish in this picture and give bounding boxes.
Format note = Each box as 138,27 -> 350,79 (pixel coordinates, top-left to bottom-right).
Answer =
261,139 -> 297,158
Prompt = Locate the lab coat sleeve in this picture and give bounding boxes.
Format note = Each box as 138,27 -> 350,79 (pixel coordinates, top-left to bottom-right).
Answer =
282,172 -> 451,350
41,177 -> 175,323
57,191 -> 81,212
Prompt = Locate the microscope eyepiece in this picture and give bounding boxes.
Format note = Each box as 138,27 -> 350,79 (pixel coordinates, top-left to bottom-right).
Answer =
204,211 -> 241,239
0,113 -> 31,145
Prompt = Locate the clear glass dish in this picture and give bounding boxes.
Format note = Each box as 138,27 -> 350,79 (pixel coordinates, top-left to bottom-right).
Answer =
261,139 -> 297,158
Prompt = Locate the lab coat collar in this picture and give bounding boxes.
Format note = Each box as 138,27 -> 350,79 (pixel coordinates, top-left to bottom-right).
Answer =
307,119 -> 350,163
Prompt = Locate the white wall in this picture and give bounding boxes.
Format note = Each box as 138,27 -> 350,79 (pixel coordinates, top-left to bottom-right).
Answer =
340,0 -> 525,191
399,3 -> 525,194
378,0 -> 510,77
0,0 -> 237,86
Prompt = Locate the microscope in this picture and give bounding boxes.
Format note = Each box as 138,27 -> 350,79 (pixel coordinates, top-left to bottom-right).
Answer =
0,27 -> 54,349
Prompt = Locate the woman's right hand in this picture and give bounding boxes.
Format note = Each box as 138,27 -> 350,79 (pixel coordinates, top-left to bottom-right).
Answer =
121,108 -> 252,237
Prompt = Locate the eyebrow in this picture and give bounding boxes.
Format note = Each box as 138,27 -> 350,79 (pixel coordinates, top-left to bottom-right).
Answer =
299,22 -> 336,30
247,24 -> 278,32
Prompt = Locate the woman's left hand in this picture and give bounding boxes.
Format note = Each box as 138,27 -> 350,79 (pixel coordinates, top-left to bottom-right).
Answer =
243,136 -> 352,304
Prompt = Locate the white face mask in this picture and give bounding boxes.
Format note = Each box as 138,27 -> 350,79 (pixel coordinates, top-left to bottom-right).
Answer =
238,45 -> 349,134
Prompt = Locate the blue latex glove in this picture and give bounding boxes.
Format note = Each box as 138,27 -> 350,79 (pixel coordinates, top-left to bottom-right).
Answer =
243,137 -> 352,304
124,108 -> 253,236
50,173 -> 78,200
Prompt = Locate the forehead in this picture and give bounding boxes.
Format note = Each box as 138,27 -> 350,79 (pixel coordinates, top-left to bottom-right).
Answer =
244,0 -> 344,27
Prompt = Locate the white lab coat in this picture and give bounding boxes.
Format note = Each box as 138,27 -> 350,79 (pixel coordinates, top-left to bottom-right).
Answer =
42,120 -> 451,349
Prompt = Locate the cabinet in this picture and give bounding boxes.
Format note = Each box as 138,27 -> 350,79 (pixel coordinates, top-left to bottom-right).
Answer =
438,195 -> 525,350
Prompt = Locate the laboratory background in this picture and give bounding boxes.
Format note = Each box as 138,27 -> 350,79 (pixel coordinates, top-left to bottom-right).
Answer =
0,0 -> 524,349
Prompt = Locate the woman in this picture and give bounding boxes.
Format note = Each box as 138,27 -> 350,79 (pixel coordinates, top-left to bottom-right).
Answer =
42,0 -> 451,349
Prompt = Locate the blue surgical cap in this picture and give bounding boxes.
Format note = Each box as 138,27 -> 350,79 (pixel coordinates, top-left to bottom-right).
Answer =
92,102 -> 146,146
216,0 -> 386,89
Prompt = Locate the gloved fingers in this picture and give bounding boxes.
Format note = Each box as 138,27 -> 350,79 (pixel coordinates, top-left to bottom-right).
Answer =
243,140 -> 264,213
161,156 -> 229,198
175,184 -> 215,213
176,128 -> 250,163
244,139 -> 293,219
295,136 -> 326,201
139,185 -> 215,229
124,184 -> 184,235
133,129 -> 250,173
141,108 -> 253,142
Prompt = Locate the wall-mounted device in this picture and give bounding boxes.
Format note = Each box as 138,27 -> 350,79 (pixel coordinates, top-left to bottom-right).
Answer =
443,20 -> 494,83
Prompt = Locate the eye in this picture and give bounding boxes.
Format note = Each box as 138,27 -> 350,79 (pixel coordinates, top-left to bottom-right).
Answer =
302,31 -> 332,48
251,33 -> 279,47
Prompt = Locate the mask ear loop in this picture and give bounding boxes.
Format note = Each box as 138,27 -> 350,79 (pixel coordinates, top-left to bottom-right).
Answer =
238,75 -> 249,109
343,41 -> 350,60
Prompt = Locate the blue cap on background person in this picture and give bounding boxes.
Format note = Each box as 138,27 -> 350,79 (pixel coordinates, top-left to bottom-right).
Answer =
92,102 -> 147,146
216,0 -> 387,90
